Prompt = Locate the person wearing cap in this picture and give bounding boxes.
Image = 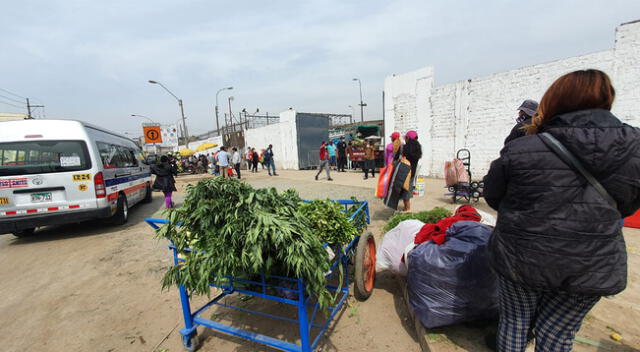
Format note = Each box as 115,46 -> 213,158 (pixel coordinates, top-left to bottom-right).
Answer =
504,99 -> 539,144
337,137 -> 347,172
385,132 -> 402,166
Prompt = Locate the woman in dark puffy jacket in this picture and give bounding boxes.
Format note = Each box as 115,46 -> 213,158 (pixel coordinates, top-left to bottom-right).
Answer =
151,155 -> 177,209
483,69 -> 640,352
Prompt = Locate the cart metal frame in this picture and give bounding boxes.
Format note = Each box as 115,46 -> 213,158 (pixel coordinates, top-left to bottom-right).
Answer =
145,199 -> 371,352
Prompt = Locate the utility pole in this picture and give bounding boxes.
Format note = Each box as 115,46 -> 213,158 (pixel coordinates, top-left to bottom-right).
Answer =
26,98 -> 44,119
26,98 -> 32,119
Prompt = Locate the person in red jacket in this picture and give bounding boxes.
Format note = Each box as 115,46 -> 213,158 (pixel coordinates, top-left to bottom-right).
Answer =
314,142 -> 333,181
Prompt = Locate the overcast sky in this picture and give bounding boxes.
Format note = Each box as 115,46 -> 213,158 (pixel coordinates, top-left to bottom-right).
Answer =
1,0 -> 638,137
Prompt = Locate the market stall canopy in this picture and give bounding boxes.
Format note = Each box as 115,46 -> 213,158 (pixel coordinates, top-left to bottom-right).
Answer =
179,148 -> 195,156
196,143 -> 218,152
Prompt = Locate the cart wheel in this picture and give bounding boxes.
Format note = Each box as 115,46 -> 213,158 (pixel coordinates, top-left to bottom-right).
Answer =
471,181 -> 479,189
354,232 -> 376,301
182,333 -> 199,352
448,186 -> 455,192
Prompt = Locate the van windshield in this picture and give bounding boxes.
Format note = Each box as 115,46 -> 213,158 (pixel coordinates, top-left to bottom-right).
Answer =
0,140 -> 91,176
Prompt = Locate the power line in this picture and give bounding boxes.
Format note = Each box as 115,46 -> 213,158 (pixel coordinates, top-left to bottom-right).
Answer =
0,100 -> 26,109
0,87 -> 26,99
0,93 -> 27,105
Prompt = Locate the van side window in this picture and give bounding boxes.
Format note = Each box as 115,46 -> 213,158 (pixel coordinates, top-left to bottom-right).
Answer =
97,142 -> 124,169
119,147 -> 138,168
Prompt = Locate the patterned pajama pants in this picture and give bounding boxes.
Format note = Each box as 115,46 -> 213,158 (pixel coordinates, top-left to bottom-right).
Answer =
497,276 -> 600,352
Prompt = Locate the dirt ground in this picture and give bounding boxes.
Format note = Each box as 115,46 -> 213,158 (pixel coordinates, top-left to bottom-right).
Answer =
0,169 -> 638,352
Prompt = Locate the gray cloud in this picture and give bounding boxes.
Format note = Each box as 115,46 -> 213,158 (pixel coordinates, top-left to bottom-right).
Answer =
1,0 -> 638,136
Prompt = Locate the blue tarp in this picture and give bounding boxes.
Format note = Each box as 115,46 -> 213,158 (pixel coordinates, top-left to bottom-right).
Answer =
407,221 -> 498,328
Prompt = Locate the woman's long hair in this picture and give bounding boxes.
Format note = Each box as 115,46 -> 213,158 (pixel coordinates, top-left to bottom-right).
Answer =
525,69 -> 616,135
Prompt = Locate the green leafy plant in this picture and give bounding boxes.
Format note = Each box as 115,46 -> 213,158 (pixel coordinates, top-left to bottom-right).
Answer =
156,177 -> 363,308
383,207 -> 452,233
298,200 -> 359,245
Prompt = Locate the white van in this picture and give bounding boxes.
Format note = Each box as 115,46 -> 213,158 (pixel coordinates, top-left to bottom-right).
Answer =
0,119 -> 152,237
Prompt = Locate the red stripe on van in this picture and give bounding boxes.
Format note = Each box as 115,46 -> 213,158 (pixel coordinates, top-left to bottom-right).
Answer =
69,205 -> 80,209
48,207 -> 59,211
26,209 -> 38,214
5,211 -> 16,215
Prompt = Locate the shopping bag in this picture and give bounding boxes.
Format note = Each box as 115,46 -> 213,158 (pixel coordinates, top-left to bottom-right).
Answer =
376,163 -> 394,198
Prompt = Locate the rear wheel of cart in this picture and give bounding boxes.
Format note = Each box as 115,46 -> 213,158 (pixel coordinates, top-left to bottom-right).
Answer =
182,332 -> 199,351
354,232 -> 376,301
12,227 -> 36,238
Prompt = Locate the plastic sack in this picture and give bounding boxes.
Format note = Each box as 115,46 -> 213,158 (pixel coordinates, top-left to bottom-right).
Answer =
407,221 -> 498,328
376,164 -> 394,198
376,220 -> 424,275
444,159 -> 470,186
453,158 -> 469,183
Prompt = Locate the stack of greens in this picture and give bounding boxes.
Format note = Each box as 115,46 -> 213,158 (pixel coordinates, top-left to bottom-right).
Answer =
383,207 -> 452,232
157,177 -> 361,307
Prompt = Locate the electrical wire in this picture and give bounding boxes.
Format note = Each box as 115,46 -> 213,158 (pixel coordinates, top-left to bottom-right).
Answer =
0,100 -> 27,109
0,87 -> 26,99
0,93 -> 27,105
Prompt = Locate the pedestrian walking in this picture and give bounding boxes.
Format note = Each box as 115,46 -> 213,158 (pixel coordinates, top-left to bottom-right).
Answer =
314,141 -> 333,181
483,69 -> 640,352
362,141 -> 376,179
346,141 -> 353,170
245,147 -> 252,169
264,144 -> 278,176
399,131 -> 421,212
251,148 -> 259,173
231,147 -> 242,179
504,99 -> 539,144
217,146 -> 230,178
385,132 -> 403,166
326,141 -> 337,170
151,155 -> 177,209
337,137 -> 347,172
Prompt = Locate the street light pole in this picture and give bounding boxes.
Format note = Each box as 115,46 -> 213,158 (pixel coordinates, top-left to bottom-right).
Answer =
148,80 -> 190,148
130,114 -> 154,123
352,78 -> 365,122
215,86 -> 233,135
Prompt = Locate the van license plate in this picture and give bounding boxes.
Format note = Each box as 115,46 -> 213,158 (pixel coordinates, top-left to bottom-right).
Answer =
0,197 -> 9,205
31,192 -> 52,203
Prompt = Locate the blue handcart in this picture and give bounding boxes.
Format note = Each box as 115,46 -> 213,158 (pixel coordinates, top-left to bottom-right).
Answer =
145,199 -> 376,352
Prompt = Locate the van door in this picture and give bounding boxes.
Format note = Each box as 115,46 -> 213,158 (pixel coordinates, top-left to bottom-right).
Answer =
0,140 -> 97,217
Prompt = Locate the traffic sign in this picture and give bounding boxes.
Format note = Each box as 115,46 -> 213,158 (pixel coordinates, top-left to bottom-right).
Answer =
143,125 -> 162,144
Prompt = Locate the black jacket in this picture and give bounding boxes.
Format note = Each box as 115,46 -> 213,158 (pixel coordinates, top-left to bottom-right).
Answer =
503,117 -> 532,145
151,162 -> 177,192
483,109 -> 640,296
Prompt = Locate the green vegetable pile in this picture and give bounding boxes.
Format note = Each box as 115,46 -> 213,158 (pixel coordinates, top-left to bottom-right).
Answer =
156,177 -> 362,308
383,207 -> 452,233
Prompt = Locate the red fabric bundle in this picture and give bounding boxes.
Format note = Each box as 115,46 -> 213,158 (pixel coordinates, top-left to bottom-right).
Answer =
414,205 -> 481,245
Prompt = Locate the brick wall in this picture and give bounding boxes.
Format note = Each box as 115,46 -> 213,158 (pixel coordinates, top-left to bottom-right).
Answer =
384,21 -> 638,179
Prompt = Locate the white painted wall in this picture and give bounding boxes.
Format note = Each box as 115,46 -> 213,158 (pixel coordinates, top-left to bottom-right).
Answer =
245,109 -> 299,170
384,21 -> 639,179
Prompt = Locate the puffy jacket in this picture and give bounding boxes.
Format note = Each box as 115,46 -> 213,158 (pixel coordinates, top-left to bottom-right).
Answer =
503,117 -> 532,145
151,162 -> 177,192
483,109 -> 640,296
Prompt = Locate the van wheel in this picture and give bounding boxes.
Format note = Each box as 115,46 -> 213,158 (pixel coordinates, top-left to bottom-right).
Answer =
112,194 -> 129,225
142,185 -> 153,203
13,228 -> 36,238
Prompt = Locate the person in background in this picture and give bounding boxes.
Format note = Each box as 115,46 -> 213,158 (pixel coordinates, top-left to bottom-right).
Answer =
385,132 -> 402,166
245,147 -> 252,170
400,131 -> 422,212
483,69 -> 640,352
504,99 -> 539,144
151,155 -> 177,209
326,141 -> 337,170
264,144 -> 278,176
314,141 -> 333,181
362,141 -> 376,180
259,149 -> 266,169
217,146 -> 230,178
231,147 -> 242,179
337,137 -> 347,172
251,148 -> 259,173
346,141 -> 353,170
